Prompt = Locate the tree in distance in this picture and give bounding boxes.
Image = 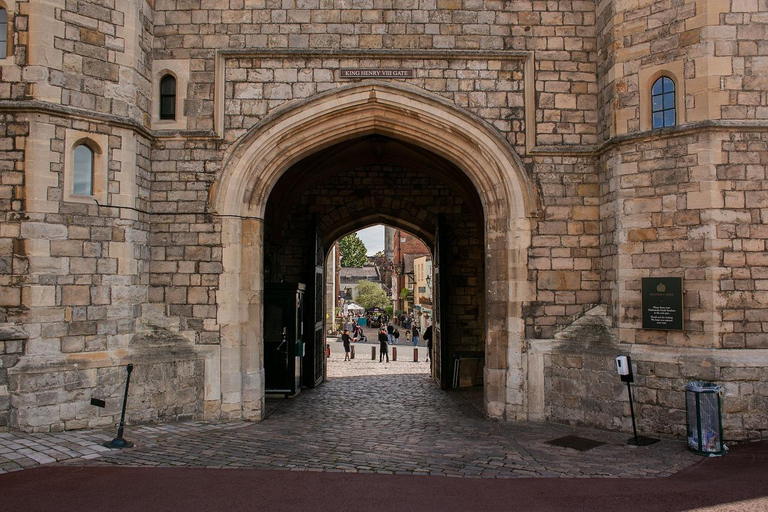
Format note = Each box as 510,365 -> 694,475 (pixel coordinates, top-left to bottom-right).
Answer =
355,280 -> 391,310
339,233 -> 368,267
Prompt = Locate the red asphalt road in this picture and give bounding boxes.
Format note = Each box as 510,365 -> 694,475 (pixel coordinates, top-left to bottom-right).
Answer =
3,441 -> 767,512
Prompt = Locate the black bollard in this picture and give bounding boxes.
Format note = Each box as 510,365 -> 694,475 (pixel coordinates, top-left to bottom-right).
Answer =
105,364 -> 134,449
371,346 -> 376,360
414,347 -> 418,362
351,345 -> 355,359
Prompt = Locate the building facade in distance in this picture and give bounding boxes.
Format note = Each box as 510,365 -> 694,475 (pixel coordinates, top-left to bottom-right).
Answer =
0,0 -> 766,442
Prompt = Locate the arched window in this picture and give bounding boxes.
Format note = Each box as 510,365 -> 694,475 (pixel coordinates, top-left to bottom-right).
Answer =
73,144 -> 94,195
651,77 -> 675,129
160,74 -> 176,120
0,7 -> 8,58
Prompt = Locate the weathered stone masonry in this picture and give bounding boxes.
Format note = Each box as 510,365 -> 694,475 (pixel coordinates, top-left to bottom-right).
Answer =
0,0 -> 766,442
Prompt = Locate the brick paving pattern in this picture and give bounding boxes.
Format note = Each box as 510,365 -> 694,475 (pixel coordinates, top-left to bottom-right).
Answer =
1,355 -> 698,477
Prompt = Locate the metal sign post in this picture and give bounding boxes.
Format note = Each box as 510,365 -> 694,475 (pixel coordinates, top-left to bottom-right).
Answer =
617,356 -> 659,446
105,364 -> 134,449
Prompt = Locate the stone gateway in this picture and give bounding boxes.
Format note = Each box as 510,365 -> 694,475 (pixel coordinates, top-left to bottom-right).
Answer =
0,0 -> 766,443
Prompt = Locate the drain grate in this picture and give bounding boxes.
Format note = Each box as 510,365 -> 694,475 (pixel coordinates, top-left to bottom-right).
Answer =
545,435 -> 606,452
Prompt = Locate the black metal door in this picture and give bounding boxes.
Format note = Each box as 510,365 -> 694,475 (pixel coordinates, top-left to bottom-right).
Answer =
264,283 -> 304,395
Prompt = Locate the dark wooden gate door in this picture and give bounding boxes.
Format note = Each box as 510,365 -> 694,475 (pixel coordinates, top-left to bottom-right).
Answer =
434,215 -> 449,389
310,223 -> 325,387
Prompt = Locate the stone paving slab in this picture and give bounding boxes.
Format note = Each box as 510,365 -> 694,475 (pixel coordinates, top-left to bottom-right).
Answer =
2,356 -> 699,478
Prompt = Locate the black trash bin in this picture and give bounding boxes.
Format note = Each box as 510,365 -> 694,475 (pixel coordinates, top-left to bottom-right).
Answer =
685,382 -> 725,456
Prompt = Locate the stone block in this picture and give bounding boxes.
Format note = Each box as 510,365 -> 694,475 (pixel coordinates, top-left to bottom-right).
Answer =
0,287 -> 21,306
624,197 -> 662,214
17,404 -> 61,428
721,367 -> 762,381
653,362 -> 680,379
746,334 -> 768,348
82,58 -> 119,82
62,286 -> 91,306
537,270 -> 581,291
21,222 -> 68,240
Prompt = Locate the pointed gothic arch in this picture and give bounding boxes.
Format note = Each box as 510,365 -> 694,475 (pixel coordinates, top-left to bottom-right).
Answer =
209,82 -> 537,422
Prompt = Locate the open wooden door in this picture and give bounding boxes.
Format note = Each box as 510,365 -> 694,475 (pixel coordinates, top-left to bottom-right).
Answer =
303,222 -> 326,388
433,215 -> 450,389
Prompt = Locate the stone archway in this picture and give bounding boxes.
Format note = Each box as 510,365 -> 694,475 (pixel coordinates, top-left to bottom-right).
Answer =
210,82 -> 536,422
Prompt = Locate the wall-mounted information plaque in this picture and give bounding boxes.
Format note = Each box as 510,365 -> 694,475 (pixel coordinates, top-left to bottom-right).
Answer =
642,277 -> 684,331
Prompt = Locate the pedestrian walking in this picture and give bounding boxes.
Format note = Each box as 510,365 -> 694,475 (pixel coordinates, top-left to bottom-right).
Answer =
412,325 -> 420,347
341,330 -> 351,361
387,323 -> 395,345
405,329 -> 411,345
394,328 -> 400,345
378,328 -> 389,362
423,325 -> 432,367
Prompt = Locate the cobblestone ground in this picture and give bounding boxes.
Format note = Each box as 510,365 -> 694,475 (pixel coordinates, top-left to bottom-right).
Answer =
1,353 -> 698,477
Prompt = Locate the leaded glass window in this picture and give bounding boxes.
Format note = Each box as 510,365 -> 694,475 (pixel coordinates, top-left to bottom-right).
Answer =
651,77 -> 675,129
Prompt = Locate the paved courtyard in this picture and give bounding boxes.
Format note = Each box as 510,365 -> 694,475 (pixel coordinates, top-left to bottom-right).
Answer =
1,346 -> 700,478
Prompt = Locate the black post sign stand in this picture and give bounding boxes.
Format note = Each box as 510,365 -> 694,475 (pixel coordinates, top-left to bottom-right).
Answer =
619,356 -> 659,447
105,364 -> 134,449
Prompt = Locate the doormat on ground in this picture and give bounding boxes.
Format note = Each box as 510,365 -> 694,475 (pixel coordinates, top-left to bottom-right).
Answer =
545,435 -> 606,451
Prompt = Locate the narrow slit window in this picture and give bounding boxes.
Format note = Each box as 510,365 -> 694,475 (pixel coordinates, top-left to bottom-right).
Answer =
73,144 -> 94,195
651,77 -> 675,129
0,8 -> 8,58
160,74 -> 176,120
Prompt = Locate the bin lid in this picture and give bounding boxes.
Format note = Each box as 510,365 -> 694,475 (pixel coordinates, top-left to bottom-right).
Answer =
685,381 -> 722,393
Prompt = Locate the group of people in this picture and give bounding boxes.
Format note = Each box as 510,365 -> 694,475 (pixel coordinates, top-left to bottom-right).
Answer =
376,325 -> 432,363
340,324 -> 433,364
390,324 -> 420,346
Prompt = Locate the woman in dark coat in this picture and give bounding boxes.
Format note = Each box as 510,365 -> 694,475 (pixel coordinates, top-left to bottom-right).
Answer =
378,329 -> 389,362
341,329 -> 351,361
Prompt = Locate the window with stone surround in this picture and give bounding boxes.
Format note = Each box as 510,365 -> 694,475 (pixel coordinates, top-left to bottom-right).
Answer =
160,74 -> 176,120
73,143 -> 94,195
64,131 -> 108,205
639,63 -> 685,132
651,77 -> 676,129
152,61 -> 189,129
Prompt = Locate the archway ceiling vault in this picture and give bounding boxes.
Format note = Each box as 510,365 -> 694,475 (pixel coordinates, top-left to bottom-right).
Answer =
266,135 -> 485,251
